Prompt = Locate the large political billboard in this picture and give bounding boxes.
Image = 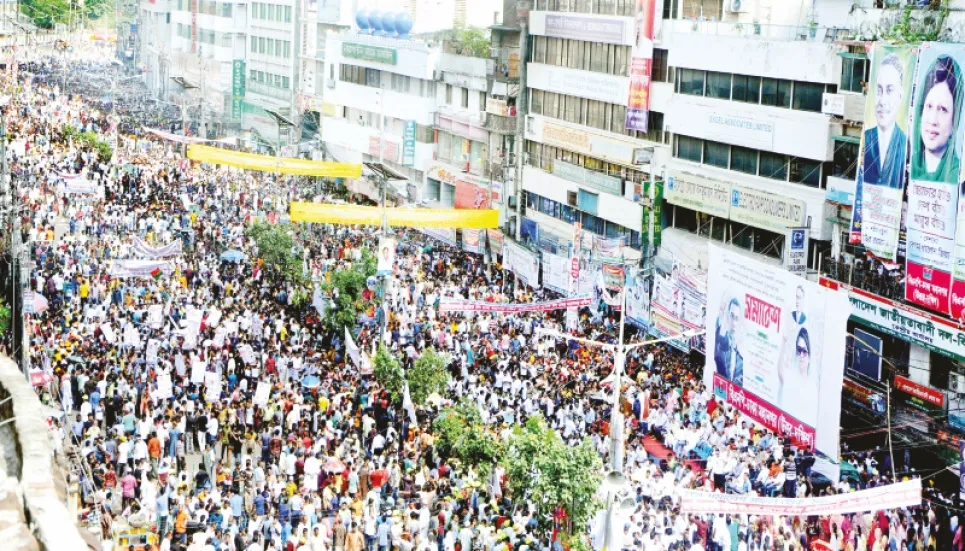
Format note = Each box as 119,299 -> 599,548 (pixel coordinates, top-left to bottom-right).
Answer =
705,245 -> 849,458
650,258 -> 707,352
849,44 -> 917,261
906,43 -> 965,314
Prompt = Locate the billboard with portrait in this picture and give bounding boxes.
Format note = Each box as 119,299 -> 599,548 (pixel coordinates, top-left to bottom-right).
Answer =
849,44 -> 917,261
650,258 -> 707,352
906,43 -> 965,314
704,245 -> 848,458
376,237 -> 395,277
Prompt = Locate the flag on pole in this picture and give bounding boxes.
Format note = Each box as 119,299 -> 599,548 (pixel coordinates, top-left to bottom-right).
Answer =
402,382 -> 418,428
150,267 -> 162,280
345,327 -> 361,367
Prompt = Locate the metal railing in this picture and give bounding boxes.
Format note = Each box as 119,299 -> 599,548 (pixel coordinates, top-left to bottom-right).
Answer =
822,259 -> 905,302
663,19 -> 853,42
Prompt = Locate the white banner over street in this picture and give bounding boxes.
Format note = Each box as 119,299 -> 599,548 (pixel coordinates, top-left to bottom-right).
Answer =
680,479 -> 921,516
502,240 -> 540,288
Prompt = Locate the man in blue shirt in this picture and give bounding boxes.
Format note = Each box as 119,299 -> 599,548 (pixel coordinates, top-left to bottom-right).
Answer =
229,489 -> 245,530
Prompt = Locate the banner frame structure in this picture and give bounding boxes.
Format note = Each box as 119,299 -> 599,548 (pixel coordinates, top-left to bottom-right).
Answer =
289,202 -> 499,229
187,144 -> 362,178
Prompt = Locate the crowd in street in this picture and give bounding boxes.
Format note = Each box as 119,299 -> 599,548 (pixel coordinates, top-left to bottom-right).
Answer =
9,41 -> 965,551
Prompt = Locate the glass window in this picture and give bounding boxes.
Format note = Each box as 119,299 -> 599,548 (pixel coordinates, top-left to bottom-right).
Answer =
792,81 -> 825,112
730,146 -> 758,175
790,158 -> 822,187
676,135 -> 702,163
221,2 -> 232,17
641,111 -> 663,143
426,179 -> 441,202
438,132 -> 451,161
677,69 -> 705,96
577,190 -> 599,215
652,49 -> 669,83
285,6 -> 293,22
704,141 -> 729,168
732,74 -> 761,103
706,72 -> 731,99
840,56 -> 868,93
759,152 -> 788,180
761,78 -> 791,108
268,4 -> 275,20
832,140 -> 859,180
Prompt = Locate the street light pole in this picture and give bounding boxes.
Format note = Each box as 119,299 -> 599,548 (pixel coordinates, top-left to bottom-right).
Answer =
537,317 -> 703,551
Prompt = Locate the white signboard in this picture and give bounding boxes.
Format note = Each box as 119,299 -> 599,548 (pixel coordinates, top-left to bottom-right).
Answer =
503,240 -> 541,289
254,382 -> 271,406
156,373 -> 173,400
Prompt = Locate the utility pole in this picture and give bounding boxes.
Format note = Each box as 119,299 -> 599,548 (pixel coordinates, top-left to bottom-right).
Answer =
512,10 -> 528,241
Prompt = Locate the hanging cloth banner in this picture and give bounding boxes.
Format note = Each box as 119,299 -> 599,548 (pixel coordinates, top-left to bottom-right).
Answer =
438,296 -> 592,314
143,127 -> 238,145
109,260 -> 174,279
679,479 -> 921,516
290,202 -> 498,229
54,172 -> 99,195
132,236 -> 183,259
187,144 -> 362,178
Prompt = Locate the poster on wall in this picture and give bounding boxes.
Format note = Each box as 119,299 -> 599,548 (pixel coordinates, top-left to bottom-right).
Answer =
705,245 -> 849,459
454,181 -> 492,209
650,258 -> 707,352
849,44 -> 917,261
625,269 -> 650,329
906,42 -> 965,315
626,0 -> 656,131
461,229 -> 484,254
543,252 -> 570,295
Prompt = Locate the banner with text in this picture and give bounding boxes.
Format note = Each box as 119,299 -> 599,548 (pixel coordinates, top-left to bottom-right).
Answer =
503,240 -> 541,288
706,245 -> 848,456
625,0 -> 656,131
906,43 -> 965,314
849,44 -> 916,261
680,479 -> 921,516
438,296 -> 592,314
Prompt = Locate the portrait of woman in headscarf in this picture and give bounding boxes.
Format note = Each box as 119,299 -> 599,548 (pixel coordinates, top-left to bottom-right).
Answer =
911,54 -> 965,183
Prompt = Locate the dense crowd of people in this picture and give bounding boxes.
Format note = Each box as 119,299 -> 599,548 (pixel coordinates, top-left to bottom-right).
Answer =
7,40 -> 964,551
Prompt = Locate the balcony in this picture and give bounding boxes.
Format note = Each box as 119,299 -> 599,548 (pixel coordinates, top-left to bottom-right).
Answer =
485,112 -> 516,134
488,46 -> 520,81
822,258 -> 905,303
661,18 -> 852,43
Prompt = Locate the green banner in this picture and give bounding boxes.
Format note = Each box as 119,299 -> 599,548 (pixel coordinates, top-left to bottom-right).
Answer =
641,181 -> 663,253
342,42 -> 397,65
231,59 -> 246,120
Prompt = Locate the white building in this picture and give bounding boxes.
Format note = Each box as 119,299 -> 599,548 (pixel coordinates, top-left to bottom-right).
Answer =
319,27 -> 438,192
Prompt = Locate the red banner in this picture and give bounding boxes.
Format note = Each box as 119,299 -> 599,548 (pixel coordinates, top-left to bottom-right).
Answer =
713,373 -> 816,452
905,260 -> 952,315
438,296 -> 591,314
454,180 -> 492,210
894,374 -> 944,408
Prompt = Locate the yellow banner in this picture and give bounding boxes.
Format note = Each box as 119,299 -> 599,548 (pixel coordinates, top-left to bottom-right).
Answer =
289,202 -> 499,229
187,144 -> 362,178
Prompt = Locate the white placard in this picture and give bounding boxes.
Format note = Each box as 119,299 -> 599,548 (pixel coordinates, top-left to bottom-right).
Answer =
191,359 -> 206,384
204,371 -> 221,402
101,323 -> 116,344
254,382 -> 271,406
156,373 -> 173,400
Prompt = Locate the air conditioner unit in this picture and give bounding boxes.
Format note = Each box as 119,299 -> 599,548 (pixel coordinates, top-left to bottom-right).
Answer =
326,79 -> 335,89
950,372 -> 965,394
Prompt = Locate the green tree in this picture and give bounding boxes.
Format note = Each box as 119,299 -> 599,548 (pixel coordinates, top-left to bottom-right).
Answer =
408,347 -> 450,406
320,249 -> 376,333
433,399 -> 503,474
502,415 -> 603,537
448,27 -> 490,58
373,345 -> 404,401
246,222 -> 305,285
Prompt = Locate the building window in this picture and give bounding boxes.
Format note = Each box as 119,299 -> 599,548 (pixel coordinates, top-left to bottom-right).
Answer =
640,111 -> 664,143
426,179 -> 441,202
677,69 -> 705,96
706,72 -> 731,100
732,74 -> 761,104
761,78 -> 791,108
790,158 -> 822,187
652,49 -> 669,83
840,56 -> 868,93
221,2 -> 232,17
461,88 -> 469,108
792,81 -> 825,112
577,190 -> 599,214
704,140 -> 729,168
759,151 -> 788,181
730,146 -> 758,175
832,140 -> 859,180
675,135 -> 702,162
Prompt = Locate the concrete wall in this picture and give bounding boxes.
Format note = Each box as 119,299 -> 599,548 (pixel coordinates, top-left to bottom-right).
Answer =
0,357 -> 86,551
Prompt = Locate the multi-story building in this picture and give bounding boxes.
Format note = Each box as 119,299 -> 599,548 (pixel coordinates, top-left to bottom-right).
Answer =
245,0 -> 301,143
319,15 -> 437,197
